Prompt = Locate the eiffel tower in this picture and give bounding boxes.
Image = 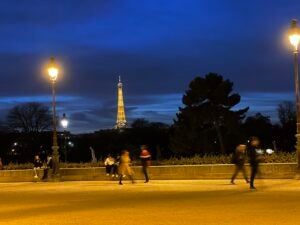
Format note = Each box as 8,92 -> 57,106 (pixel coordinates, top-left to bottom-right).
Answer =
115,76 -> 127,129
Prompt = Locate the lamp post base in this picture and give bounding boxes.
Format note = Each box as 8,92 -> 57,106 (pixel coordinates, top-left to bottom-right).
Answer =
51,145 -> 60,181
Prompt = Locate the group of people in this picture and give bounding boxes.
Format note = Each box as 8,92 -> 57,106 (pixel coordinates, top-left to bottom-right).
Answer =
231,136 -> 261,189
30,139 -> 261,187
33,154 -> 53,180
104,145 -> 151,185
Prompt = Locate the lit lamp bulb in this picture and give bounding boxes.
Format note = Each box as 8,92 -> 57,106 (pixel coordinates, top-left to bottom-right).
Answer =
61,113 -> 69,129
47,57 -> 59,81
289,19 -> 300,51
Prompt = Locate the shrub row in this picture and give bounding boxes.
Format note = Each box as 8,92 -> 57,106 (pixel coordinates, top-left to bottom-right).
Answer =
2,152 -> 297,170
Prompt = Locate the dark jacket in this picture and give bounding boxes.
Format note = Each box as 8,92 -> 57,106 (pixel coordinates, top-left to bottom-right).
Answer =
232,151 -> 246,167
248,147 -> 259,167
33,159 -> 42,168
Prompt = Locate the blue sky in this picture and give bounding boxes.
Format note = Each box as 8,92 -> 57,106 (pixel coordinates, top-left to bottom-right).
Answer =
0,0 -> 299,133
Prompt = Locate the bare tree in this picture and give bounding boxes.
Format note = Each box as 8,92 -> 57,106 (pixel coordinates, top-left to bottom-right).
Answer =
276,101 -> 296,151
7,102 -> 52,133
277,101 -> 296,127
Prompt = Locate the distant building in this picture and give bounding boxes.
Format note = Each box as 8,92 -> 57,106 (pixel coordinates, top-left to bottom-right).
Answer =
115,76 -> 127,129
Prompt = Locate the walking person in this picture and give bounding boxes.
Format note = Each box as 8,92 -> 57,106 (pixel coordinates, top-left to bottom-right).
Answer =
140,145 -> 151,183
248,137 -> 261,190
118,150 -> 135,185
230,144 -> 249,184
104,154 -> 115,176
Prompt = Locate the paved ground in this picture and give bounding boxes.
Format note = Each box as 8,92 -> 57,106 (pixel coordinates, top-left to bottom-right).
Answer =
0,179 -> 300,225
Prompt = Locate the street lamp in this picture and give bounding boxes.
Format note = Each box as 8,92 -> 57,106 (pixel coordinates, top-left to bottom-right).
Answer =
47,57 -> 60,176
288,19 -> 300,170
60,113 -> 69,162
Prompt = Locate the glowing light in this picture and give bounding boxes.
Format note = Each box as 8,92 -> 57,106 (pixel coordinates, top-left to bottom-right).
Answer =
61,113 -> 69,129
48,67 -> 58,81
47,57 -> 59,81
289,34 -> 300,50
288,19 -> 300,51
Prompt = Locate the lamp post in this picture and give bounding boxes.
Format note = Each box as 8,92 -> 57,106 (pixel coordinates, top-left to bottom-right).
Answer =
47,57 -> 60,176
60,113 -> 69,162
288,19 -> 300,170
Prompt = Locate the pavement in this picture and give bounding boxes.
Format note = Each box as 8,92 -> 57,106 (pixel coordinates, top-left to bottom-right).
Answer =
0,179 -> 300,225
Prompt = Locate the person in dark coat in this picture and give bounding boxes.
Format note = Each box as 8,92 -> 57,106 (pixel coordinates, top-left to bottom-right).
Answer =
140,145 -> 151,183
230,144 -> 249,184
248,137 -> 261,189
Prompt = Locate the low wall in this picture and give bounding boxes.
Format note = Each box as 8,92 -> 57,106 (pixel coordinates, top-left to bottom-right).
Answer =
0,163 -> 297,182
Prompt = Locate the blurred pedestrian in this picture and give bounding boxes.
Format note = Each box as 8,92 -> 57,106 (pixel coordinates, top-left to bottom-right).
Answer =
104,154 -> 115,176
118,150 -> 135,185
0,157 -> 3,170
33,155 -> 42,179
230,144 -> 249,184
42,155 -> 53,180
248,137 -> 261,190
140,145 -> 151,183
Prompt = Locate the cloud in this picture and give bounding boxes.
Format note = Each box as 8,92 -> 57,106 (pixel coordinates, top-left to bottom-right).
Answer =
0,0 -> 299,132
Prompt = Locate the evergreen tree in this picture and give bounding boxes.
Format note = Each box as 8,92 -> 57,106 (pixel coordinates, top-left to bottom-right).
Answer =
170,73 -> 248,155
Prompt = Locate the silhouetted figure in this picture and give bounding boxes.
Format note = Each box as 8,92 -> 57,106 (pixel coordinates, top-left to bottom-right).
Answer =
0,157 -> 3,170
33,155 -> 43,179
140,145 -> 151,183
118,150 -> 135,185
248,137 -> 261,189
231,144 -> 249,184
42,155 -> 53,180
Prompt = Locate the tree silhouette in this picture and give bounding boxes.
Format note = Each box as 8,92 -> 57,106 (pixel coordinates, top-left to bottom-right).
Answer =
170,73 -> 248,155
241,113 -> 273,148
276,101 -> 296,151
7,102 -> 52,133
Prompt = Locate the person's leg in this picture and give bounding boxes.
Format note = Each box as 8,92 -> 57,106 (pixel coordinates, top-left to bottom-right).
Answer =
109,165 -> 114,176
119,174 -> 123,185
142,166 -> 149,182
42,168 -> 48,180
129,174 -> 135,184
241,166 -> 249,183
106,165 -> 110,175
250,166 -> 257,189
231,166 -> 239,184
113,165 -> 118,177
34,167 -> 38,178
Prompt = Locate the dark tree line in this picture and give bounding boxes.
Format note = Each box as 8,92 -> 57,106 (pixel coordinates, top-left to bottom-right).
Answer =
0,73 -> 297,163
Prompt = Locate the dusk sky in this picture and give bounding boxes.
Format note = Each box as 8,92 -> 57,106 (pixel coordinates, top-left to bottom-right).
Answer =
0,0 -> 299,133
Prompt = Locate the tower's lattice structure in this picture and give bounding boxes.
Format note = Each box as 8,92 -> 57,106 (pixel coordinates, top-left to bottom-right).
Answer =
115,76 -> 127,129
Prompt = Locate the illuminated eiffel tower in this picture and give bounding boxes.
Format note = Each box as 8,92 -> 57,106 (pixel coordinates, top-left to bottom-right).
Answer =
115,76 -> 127,129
